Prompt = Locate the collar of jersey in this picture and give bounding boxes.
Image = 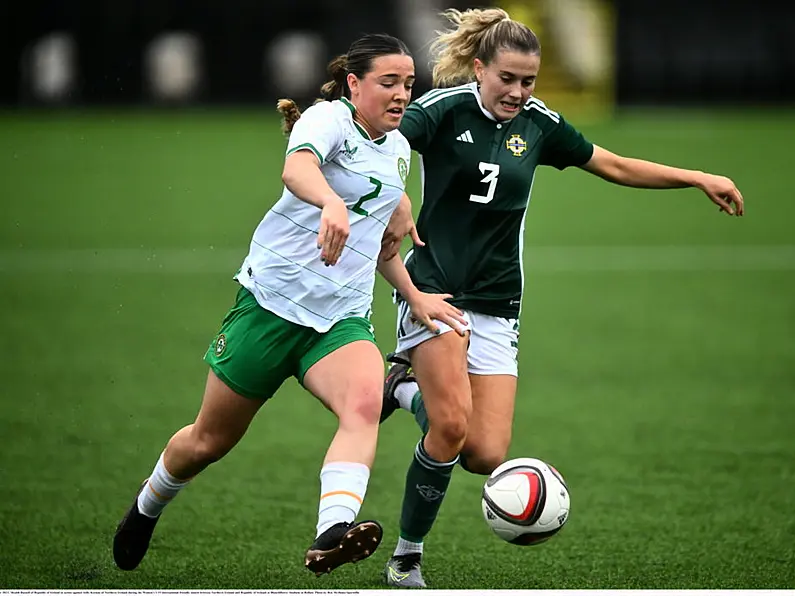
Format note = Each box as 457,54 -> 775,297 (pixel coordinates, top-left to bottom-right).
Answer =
339,97 -> 387,145
470,81 -> 513,124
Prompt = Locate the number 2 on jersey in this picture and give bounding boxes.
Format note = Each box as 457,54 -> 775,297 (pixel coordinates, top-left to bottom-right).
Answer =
352,177 -> 382,216
469,162 -> 500,204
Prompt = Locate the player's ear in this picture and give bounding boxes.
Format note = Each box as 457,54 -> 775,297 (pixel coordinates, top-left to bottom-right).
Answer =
346,73 -> 360,97
473,58 -> 485,85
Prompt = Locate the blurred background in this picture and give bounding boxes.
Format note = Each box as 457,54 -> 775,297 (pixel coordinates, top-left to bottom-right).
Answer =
1,0 -> 794,591
3,0 -> 794,111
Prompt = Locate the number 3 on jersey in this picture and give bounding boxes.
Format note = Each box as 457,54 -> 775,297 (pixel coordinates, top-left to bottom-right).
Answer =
469,162 -> 500,204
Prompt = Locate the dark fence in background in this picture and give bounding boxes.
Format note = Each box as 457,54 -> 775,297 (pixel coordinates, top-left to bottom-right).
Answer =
1,0 -> 793,107
615,0 -> 795,105
0,0 -> 402,106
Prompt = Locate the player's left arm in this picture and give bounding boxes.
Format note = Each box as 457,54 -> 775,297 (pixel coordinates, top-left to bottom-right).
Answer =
379,193 -> 424,261
581,145 -> 744,216
377,255 -> 466,335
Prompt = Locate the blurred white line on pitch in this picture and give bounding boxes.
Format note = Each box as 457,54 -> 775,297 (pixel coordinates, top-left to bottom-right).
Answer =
0,246 -> 793,273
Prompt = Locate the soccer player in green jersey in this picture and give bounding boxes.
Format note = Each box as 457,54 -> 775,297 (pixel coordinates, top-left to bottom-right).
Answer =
379,8 -> 744,588
111,33 -> 464,579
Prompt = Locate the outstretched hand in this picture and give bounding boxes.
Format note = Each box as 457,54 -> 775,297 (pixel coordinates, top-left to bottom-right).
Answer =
698,173 -> 744,216
380,194 -> 424,262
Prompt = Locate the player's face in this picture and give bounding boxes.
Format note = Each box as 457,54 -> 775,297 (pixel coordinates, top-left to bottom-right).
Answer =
349,54 -> 415,135
475,50 -> 540,121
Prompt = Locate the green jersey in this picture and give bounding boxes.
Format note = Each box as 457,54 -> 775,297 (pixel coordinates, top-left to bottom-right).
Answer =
399,82 -> 594,318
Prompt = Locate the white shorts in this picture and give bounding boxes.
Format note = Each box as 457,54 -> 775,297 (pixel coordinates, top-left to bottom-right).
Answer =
394,299 -> 520,376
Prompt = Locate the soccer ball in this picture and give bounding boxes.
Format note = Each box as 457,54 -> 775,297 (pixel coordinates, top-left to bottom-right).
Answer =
481,457 -> 570,545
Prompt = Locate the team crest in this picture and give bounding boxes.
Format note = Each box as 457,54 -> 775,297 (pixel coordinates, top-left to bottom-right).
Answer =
416,484 -> 445,501
506,134 -> 527,157
397,157 -> 408,185
214,334 -> 227,357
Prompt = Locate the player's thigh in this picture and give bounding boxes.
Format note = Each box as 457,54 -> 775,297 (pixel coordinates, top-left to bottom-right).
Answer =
300,317 -> 384,422
394,296 -> 472,356
410,329 -> 472,437
463,373 -> 517,473
465,313 -> 520,377
204,285 -> 308,402
394,295 -> 473,422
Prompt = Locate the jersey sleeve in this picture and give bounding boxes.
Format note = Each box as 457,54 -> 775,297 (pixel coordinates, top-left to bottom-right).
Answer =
399,92 -> 447,153
539,113 -> 594,171
285,102 -> 345,165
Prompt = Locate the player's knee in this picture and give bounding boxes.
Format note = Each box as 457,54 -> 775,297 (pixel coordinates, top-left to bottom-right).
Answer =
462,434 -> 511,474
189,429 -> 235,465
342,385 -> 382,427
432,407 -> 470,451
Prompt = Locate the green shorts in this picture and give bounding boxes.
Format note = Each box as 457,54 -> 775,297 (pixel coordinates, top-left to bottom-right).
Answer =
204,286 -> 376,400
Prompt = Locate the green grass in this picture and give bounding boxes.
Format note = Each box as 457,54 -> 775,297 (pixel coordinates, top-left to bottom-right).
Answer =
0,108 -> 794,589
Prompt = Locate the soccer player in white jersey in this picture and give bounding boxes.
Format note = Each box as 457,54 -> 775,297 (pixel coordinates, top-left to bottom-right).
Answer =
377,9 -> 745,588
112,33 -> 465,578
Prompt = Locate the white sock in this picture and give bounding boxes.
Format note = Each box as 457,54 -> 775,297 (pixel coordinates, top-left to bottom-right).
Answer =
394,536 -> 424,557
316,461 -> 370,537
395,381 -> 421,413
137,452 -> 192,518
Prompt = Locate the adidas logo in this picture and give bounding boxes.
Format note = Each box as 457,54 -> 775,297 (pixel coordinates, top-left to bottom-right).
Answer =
456,130 -> 474,143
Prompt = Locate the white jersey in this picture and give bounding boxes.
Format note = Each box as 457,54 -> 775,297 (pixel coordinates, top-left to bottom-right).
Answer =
237,97 -> 411,332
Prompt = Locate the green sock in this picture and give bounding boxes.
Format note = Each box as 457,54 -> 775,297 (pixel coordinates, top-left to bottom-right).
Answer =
399,437 -> 458,542
410,391 -> 430,434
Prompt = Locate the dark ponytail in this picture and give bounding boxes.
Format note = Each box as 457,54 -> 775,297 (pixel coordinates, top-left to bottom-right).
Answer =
276,98 -> 303,135
319,54 -> 349,101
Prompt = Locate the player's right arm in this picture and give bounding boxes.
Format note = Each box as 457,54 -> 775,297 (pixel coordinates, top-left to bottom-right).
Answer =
281,102 -> 349,265
282,152 -> 348,266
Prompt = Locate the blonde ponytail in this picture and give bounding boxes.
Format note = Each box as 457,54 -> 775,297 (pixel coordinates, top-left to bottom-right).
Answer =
430,8 -> 541,88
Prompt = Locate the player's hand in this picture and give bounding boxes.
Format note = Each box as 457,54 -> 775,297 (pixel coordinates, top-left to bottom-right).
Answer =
406,291 -> 468,336
317,197 -> 349,266
697,173 -> 744,216
380,194 -> 424,262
